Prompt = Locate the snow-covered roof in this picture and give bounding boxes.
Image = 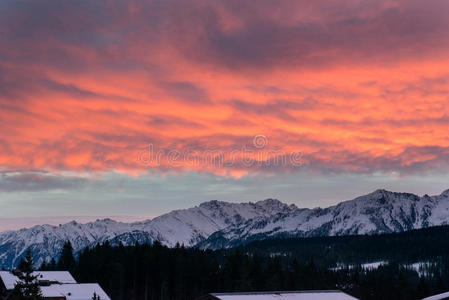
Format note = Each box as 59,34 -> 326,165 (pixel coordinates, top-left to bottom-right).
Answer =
0,271 -> 18,290
40,283 -> 110,300
209,291 -> 359,300
33,271 -> 77,284
0,271 -> 76,290
422,291 -> 449,300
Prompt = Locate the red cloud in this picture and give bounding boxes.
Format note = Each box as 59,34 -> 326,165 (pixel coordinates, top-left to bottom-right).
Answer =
0,0 -> 449,176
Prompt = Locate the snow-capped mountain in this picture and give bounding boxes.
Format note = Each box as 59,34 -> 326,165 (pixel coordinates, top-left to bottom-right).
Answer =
0,219 -> 137,269
0,199 -> 295,269
199,189 -> 449,249
2,189 -> 449,269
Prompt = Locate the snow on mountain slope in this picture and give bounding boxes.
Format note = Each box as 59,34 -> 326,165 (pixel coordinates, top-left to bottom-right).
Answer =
199,189 -> 449,249
2,189 -> 449,269
0,199 -> 295,269
138,199 -> 297,247
0,219 -> 137,269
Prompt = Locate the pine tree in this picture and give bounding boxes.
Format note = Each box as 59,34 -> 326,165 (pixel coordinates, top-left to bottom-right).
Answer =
92,291 -> 101,299
11,250 -> 42,300
58,241 -> 76,271
48,258 -> 57,270
39,261 -> 47,271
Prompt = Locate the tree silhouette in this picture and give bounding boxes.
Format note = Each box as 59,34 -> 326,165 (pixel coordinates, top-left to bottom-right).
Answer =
11,250 -> 42,300
58,241 -> 76,271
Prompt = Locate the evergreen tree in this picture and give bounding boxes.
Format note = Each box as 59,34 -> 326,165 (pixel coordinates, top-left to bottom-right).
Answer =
37,227 -> 449,300
49,258 -> 57,270
92,292 -> 101,299
11,250 -> 42,300
58,241 -> 76,271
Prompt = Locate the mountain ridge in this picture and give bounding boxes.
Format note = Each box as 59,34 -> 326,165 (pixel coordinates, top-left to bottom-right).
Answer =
1,189 -> 449,269
0,198 -> 294,269
199,189 -> 449,249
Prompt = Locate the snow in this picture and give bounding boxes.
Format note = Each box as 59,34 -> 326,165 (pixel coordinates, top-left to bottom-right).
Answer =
361,261 -> 387,270
331,261 -> 436,276
0,271 -> 76,290
407,262 -> 432,277
211,291 -> 358,300
422,291 -> 449,300
2,188 -> 449,268
0,271 -> 109,300
0,198 -> 298,268
33,271 -> 77,284
329,261 -> 387,271
0,271 -> 19,290
142,199 -> 297,247
202,189 -> 449,249
40,283 -> 110,300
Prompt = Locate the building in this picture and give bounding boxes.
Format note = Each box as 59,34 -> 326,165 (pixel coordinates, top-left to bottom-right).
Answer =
196,290 -> 359,300
0,271 -> 110,300
422,291 -> 449,300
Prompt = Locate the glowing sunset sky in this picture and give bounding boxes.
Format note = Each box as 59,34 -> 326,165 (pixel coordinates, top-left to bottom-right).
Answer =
1,0 -> 449,229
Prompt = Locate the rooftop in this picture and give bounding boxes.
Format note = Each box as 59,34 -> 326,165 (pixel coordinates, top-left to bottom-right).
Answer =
0,270 -> 76,290
40,283 -> 110,300
422,291 -> 449,300
0,270 -> 110,300
204,290 -> 359,300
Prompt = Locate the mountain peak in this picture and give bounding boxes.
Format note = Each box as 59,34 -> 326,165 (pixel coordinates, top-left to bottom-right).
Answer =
255,198 -> 297,213
441,189 -> 449,197
199,200 -> 227,209
256,198 -> 283,206
366,189 -> 419,199
357,189 -> 420,204
354,189 -> 391,201
98,218 -> 115,223
372,189 -> 391,195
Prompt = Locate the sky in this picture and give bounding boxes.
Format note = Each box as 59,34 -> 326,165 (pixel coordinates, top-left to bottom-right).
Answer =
1,0 -> 449,231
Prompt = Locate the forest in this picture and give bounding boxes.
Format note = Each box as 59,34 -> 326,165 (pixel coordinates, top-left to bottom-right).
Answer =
39,225 -> 449,300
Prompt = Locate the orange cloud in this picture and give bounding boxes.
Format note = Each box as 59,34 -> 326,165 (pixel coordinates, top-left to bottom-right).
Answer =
1,0 -> 449,176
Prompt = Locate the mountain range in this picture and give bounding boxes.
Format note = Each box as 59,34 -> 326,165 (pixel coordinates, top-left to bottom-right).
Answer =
1,188 -> 449,269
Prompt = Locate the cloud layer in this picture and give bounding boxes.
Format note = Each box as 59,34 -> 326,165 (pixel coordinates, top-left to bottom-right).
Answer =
1,0 -> 449,177
0,171 -> 88,192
